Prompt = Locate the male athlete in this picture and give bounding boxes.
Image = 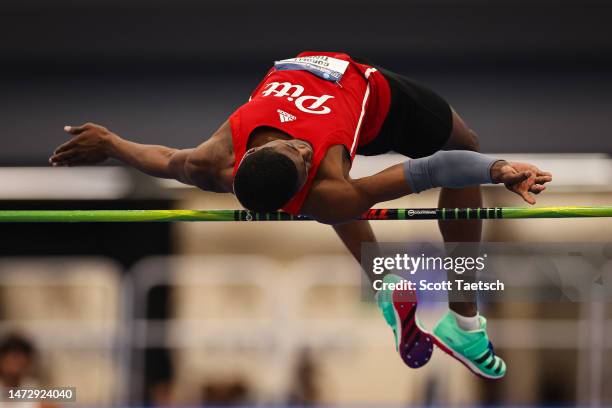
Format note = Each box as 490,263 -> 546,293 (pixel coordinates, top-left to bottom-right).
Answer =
50,51 -> 552,379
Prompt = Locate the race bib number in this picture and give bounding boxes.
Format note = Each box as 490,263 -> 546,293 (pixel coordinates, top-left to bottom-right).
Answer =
274,55 -> 349,82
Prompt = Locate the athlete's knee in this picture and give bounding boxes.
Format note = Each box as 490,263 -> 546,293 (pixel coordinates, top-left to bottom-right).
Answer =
447,109 -> 481,152
462,129 -> 481,152
451,128 -> 480,152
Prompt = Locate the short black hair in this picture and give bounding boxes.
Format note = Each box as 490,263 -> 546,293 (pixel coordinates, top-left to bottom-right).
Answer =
234,148 -> 300,212
0,334 -> 35,358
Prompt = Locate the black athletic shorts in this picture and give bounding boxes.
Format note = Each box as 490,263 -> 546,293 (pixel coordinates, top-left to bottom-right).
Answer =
354,60 -> 453,158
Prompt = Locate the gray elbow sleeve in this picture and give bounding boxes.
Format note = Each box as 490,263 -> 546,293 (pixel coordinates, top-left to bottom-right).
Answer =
403,150 -> 499,193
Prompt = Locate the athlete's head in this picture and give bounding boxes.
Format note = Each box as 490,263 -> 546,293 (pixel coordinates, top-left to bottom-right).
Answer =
233,139 -> 313,212
0,334 -> 36,386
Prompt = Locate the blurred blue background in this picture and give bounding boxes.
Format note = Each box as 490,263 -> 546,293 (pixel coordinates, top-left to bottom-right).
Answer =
1,0 -> 612,164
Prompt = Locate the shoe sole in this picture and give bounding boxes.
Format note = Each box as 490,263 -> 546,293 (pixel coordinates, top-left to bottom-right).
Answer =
390,293 -> 433,368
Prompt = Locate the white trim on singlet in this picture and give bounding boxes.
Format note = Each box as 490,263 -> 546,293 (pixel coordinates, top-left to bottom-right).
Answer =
350,67 -> 377,156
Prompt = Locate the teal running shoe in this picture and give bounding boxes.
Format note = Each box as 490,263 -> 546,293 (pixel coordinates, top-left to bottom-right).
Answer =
432,311 -> 506,379
377,274 -> 433,368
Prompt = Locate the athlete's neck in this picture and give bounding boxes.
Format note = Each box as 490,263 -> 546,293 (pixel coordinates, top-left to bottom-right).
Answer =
248,127 -> 292,149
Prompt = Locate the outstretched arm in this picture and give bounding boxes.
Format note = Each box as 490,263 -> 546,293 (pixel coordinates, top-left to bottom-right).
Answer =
49,122 -> 236,193
49,123 -> 190,180
308,150 -> 552,224
49,123 -> 195,183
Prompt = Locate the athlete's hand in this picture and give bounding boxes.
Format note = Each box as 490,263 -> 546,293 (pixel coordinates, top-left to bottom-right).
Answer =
490,160 -> 552,205
49,123 -> 116,166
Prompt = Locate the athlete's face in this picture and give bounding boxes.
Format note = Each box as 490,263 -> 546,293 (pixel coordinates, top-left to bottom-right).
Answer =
245,139 -> 313,189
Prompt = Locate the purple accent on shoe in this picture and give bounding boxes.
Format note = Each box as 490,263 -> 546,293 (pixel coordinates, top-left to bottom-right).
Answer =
392,290 -> 434,368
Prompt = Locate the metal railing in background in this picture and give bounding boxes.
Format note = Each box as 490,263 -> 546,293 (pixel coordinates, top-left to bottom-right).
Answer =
123,255 -> 612,407
0,254 -> 610,406
0,258 -> 125,406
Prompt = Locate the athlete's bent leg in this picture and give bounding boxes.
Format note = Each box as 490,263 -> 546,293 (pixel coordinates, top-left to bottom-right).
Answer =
439,109 -> 485,315
434,108 -> 506,379
332,221 -> 434,368
438,108 -> 481,317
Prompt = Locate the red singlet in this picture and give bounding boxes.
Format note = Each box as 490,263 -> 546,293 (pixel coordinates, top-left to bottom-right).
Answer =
230,51 -> 391,215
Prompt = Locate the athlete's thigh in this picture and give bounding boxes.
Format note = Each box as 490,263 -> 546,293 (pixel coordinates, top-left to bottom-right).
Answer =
357,64 -> 455,159
379,68 -> 453,158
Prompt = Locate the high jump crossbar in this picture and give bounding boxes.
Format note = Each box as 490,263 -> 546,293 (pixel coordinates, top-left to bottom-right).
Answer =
0,206 -> 611,222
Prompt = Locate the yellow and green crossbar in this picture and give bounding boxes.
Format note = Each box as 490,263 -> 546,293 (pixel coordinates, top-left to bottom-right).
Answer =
0,206 -> 610,222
